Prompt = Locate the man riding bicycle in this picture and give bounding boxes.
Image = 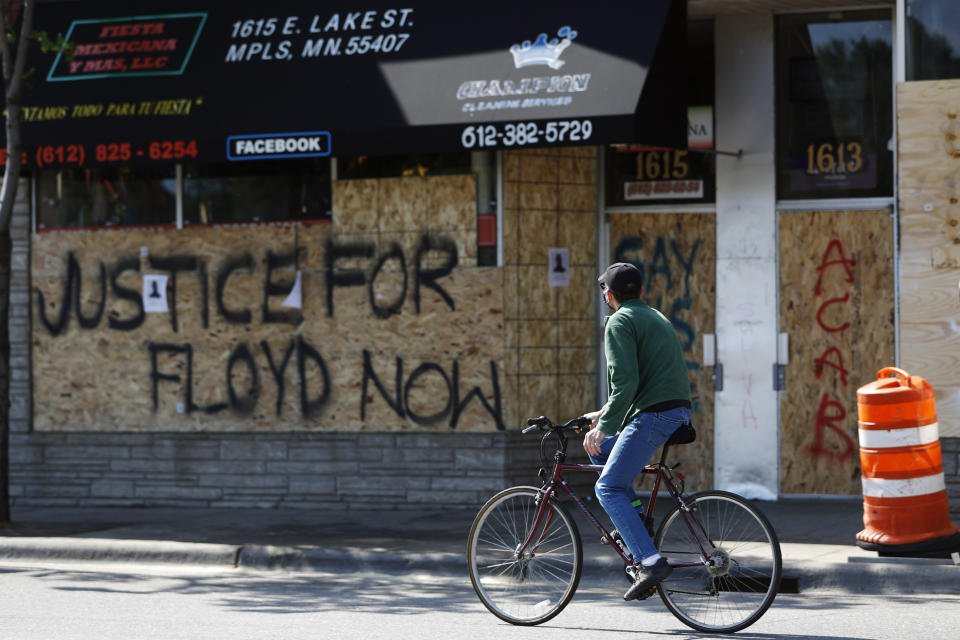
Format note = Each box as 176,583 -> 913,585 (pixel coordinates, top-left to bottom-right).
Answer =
582,262 -> 692,601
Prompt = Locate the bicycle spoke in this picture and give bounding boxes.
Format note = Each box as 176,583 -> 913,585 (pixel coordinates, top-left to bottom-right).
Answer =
537,553 -> 573,565
537,526 -> 570,547
477,536 -> 516,553
530,559 -> 570,584
537,539 -> 574,556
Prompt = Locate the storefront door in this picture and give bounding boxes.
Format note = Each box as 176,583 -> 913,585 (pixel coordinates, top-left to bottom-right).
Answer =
608,212 -> 716,491
777,209 -> 895,494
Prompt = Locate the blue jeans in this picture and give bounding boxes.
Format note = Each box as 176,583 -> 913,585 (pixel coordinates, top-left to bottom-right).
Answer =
589,407 -> 690,564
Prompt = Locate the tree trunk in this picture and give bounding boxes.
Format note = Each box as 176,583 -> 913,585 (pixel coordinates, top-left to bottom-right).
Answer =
0,223 -> 9,524
0,0 -> 34,524
0,57 -> 18,526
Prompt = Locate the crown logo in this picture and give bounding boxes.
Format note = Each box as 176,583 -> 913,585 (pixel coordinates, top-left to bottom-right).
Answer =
510,26 -> 577,70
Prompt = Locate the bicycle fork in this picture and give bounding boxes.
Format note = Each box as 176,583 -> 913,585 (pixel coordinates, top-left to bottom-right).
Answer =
513,485 -> 559,568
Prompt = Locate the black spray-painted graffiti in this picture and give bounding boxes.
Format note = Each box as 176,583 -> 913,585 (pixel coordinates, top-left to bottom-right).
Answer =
37,233 -> 503,429
37,233 -> 458,335
148,336 -> 330,418
614,235 -> 701,371
361,350 -> 504,430
326,234 -> 457,318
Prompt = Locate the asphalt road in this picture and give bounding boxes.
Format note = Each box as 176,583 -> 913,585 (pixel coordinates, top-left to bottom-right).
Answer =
0,559 -> 957,640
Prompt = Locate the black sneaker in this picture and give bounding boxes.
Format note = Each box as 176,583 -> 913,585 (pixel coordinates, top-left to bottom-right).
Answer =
623,557 -> 672,601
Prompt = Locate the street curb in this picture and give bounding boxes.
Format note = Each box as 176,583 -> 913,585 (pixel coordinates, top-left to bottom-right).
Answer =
0,537 -> 239,566
786,561 -> 960,595
235,545 -> 466,573
1,538 -> 958,596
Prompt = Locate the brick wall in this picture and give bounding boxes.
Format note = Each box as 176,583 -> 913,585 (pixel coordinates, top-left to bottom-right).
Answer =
9,431 -> 545,509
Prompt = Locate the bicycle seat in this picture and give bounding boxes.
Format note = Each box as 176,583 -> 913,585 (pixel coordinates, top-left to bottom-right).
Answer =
666,422 -> 696,446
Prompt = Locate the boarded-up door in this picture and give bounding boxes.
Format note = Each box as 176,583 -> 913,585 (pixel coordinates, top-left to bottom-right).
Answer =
778,210 -> 894,494
609,213 -> 716,491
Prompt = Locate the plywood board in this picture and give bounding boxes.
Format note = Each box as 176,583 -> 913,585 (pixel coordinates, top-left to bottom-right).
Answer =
779,210 -> 895,494
32,175 -> 506,432
897,79 -> 960,438
501,147 -> 599,434
608,212 -> 716,492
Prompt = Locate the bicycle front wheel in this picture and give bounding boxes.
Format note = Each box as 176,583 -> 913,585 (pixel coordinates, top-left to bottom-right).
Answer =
467,486 -> 582,625
654,491 -> 782,634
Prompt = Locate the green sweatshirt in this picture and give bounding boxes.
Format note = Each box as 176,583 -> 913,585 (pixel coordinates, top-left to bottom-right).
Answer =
595,299 -> 692,436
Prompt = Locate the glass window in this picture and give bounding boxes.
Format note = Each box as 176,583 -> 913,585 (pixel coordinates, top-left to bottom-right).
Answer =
604,19 -> 715,207
36,167 -> 176,230
775,11 -> 893,200
907,0 -> 960,80
470,151 -> 498,217
337,152 -> 473,181
471,152 -> 498,266
183,159 -> 331,225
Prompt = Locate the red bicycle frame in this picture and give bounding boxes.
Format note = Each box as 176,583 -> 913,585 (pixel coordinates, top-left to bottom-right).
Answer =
518,459 -> 713,570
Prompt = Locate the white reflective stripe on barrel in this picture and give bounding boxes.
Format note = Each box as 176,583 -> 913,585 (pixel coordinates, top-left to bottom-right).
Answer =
858,422 -> 939,449
861,472 -> 946,498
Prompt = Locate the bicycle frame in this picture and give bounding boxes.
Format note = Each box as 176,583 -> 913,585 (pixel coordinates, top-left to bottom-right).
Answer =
518,458 -> 714,570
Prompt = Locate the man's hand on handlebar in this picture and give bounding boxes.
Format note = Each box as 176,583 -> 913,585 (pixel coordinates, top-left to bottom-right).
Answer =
582,426 -> 606,458
583,410 -> 602,429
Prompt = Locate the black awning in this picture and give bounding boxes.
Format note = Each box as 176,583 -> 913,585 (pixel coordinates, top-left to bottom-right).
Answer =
16,0 -> 685,168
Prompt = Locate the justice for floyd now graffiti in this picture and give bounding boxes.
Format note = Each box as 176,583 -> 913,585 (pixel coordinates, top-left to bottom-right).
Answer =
32,222 -> 505,433
13,0 -> 684,167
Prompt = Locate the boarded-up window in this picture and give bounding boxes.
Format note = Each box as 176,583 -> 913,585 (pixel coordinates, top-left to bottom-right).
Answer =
775,11 -> 893,200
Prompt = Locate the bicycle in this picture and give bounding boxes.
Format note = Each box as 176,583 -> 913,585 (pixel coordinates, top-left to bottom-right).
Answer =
467,415 -> 782,633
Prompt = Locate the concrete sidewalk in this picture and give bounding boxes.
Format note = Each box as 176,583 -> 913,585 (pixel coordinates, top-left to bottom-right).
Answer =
0,498 -> 958,595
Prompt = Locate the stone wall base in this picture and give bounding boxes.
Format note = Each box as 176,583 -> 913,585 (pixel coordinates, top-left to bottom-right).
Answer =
11,432 -> 958,511
10,431 -> 558,510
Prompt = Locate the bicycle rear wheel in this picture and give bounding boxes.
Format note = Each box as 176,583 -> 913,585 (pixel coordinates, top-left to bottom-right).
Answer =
654,491 -> 781,633
467,486 -> 582,625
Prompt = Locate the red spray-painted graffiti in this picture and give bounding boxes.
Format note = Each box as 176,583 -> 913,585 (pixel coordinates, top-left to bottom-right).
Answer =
808,239 -> 856,462
813,346 -> 850,387
806,393 -> 853,462
814,239 -> 855,296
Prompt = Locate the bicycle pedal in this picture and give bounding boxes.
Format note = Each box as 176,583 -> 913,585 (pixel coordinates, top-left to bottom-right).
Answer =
635,587 -> 657,601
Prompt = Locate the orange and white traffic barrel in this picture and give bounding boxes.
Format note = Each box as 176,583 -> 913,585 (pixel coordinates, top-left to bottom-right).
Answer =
856,367 -> 960,555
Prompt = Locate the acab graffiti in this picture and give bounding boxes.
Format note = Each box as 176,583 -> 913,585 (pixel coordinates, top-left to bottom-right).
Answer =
35,232 -> 505,430
808,239 -> 857,462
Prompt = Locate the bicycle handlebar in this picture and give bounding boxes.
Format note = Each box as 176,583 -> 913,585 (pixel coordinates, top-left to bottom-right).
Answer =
521,415 -> 591,434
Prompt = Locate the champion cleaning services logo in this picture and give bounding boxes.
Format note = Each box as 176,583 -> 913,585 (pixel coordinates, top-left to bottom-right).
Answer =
509,26 -> 577,70
456,25 -> 588,111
